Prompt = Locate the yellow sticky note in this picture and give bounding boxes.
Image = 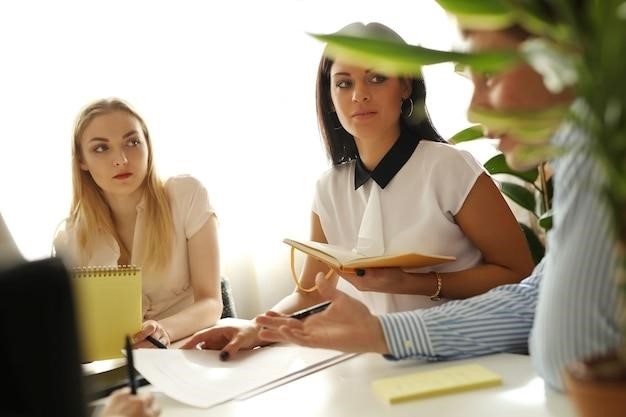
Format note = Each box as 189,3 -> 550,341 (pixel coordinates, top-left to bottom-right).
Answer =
371,363 -> 502,404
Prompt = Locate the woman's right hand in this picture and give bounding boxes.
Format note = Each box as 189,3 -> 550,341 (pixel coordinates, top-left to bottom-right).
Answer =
179,318 -> 270,359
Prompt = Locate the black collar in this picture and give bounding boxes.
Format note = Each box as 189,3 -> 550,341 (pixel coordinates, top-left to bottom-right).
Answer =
354,130 -> 420,189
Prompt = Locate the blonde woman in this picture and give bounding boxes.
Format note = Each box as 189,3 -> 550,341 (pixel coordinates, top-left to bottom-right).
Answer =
54,98 -> 222,347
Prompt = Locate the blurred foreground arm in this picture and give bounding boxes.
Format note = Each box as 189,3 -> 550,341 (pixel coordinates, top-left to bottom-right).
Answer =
99,388 -> 160,417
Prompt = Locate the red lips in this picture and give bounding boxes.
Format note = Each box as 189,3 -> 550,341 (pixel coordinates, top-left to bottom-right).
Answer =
351,111 -> 377,118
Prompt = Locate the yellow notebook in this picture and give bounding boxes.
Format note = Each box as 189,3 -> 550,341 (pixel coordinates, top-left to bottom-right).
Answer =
371,363 -> 502,404
71,265 -> 142,362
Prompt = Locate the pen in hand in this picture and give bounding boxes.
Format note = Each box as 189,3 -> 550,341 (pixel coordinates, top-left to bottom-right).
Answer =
146,335 -> 168,349
125,335 -> 138,395
289,300 -> 332,320
219,301 -> 332,362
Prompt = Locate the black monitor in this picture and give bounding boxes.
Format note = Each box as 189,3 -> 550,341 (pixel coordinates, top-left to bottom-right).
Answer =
0,257 -> 89,417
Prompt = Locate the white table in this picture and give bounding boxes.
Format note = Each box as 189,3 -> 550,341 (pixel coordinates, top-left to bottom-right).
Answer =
130,352 -> 575,417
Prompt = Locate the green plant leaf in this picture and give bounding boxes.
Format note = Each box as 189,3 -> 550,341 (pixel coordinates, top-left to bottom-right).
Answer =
507,143 -> 565,171
501,182 -> 537,214
467,105 -> 568,170
435,0 -> 571,41
309,34 -> 520,75
484,154 -> 539,183
521,38 -> 578,93
436,0 -> 510,15
538,209 -> 553,231
468,105 -> 569,145
435,0 -> 515,30
449,125 -> 484,143
520,223 -> 545,264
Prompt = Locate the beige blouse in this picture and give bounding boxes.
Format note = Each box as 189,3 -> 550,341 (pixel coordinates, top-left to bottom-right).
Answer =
54,175 -> 215,320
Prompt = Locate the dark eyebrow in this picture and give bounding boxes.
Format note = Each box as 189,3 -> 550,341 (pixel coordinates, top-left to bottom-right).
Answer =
331,69 -> 374,77
123,130 -> 139,138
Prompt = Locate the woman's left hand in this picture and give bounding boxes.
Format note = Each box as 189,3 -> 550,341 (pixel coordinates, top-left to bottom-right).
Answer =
338,267 -> 409,293
132,320 -> 171,348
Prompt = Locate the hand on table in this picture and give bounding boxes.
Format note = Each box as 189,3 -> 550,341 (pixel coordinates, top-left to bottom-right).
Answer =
180,317 -> 270,360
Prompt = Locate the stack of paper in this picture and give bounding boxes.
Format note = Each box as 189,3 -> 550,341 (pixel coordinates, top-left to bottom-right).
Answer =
133,345 -> 354,408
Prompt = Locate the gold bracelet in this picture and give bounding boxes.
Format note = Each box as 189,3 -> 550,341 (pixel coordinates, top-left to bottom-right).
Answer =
430,271 -> 442,301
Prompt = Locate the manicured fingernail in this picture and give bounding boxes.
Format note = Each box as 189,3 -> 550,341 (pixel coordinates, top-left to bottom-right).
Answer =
219,351 -> 230,361
356,269 -> 365,277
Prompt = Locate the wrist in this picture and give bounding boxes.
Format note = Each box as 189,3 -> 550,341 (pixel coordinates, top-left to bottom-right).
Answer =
369,316 -> 390,354
429,271 -> 442,301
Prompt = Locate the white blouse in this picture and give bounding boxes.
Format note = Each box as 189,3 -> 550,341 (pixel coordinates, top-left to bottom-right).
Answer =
313,140 -> 485,314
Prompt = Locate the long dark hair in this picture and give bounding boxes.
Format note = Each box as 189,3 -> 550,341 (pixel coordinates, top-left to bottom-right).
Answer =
315,22 -> 445,166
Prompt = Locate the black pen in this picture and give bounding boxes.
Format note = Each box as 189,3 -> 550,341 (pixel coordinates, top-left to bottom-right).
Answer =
146,335 -> 168,349
289,300 -> 332,320
125,335 -> 138,395
220,301 -> 332,363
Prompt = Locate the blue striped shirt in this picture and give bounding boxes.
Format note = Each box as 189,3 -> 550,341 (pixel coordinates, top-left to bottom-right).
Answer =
379,121 -> 622,391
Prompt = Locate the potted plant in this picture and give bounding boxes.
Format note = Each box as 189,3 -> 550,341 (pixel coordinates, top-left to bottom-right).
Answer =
310,1 -> 626,415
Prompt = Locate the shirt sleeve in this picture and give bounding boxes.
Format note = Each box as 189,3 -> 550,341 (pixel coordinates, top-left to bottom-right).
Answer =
432,144 -> 486,217
379,260 -> 543,361
166,175 -> 215,239
529,125 -> 622,392
51,220 -> 81,266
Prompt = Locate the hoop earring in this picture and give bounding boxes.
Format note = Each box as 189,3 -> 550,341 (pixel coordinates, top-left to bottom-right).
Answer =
402,98 -> 414,118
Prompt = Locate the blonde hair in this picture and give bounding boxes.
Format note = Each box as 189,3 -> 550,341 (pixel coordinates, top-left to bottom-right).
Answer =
69,97 -> 173,269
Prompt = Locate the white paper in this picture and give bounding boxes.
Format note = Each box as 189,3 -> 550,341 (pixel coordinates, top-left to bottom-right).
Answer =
133,345 -> 352,408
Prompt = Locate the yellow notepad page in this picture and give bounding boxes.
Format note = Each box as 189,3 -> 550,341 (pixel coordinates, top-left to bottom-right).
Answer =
72,266 -> 142,362
371,363 -> 502,404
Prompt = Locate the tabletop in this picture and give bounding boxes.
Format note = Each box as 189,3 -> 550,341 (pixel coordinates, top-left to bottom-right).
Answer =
111,352 -> 576,417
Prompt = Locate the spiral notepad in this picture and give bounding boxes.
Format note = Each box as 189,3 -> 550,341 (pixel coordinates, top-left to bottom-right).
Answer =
71,265 -> 142,362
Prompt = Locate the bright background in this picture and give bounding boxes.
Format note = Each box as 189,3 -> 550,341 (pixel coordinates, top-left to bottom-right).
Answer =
0,0 -> 490,317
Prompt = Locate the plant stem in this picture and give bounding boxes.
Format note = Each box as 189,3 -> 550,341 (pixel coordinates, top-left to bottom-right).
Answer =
618,243 -> 626,366
538,162 -> 550,213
